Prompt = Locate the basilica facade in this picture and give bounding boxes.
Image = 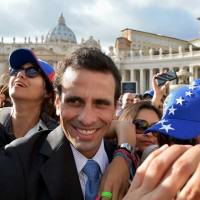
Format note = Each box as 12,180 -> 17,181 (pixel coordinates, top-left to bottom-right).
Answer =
109,28 -> 200,93
1,15 -> 200,94
0,14 -> 101,79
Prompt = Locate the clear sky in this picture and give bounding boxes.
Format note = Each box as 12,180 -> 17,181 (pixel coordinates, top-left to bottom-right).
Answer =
1,0 -> 200,51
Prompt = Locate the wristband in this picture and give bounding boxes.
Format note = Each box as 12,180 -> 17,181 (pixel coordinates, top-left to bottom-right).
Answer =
113,149 -> 139,179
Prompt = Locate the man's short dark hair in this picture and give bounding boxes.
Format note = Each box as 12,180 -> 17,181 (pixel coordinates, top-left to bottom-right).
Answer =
55,47 -> 121,102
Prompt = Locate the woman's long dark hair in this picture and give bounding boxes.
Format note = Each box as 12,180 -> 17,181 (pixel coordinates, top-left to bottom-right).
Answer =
40,74 -> 56,119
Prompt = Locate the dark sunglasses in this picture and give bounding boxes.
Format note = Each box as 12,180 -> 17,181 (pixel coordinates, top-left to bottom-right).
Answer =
9,66 -> 41,78
133,119 -> 156,133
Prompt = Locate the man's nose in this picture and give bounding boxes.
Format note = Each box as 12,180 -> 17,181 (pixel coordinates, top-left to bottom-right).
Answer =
78,104 -> 98,126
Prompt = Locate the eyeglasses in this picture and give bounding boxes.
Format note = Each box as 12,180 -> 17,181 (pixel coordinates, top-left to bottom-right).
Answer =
133,119 -> 156,133
9,66 -> 41,78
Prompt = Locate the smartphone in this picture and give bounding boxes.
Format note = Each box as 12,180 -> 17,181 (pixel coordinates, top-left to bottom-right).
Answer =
155,71 -> 177,86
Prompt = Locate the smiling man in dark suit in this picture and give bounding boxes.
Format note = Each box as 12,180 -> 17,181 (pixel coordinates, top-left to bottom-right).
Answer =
0,47 -> 128,200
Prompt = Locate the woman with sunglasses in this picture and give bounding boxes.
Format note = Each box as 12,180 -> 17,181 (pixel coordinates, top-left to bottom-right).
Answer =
0,48 -> 58,146
119,100 -> 162,159
123,85 -> 200,200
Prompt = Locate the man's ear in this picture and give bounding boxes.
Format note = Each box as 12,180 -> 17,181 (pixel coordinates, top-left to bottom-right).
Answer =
54,94 -> 61,116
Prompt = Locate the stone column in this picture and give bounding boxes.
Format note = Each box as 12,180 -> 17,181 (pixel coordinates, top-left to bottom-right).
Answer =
41,35 -> 44,43
189,45 -> 193,55
149,48 -> 153,59
189,65 -> 194,84
140,69 -> 144,94
149,68 -> 153,88
178,46 -> 182,56
159,48 -> 163,59
169,47 -> 172,56
139,49 -> 143,57
121,70 -> 126,82
130,69 -> 134,82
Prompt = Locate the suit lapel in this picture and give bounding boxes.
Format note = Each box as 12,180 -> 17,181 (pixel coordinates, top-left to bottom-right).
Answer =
39,126 -> 84,200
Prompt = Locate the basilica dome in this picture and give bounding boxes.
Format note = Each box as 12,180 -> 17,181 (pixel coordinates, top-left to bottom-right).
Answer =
46,14 -> 77,43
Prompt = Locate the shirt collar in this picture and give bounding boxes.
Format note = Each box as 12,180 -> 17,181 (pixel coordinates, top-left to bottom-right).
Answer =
24,119 -> 48,138
71,139 -> 109,175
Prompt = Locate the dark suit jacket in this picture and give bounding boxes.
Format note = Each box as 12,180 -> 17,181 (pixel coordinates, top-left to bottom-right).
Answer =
0,126 -> 116,200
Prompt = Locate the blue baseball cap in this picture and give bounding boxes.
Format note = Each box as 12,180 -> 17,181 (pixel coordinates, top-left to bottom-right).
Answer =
192,79 -> 200,86
145,85 -> 200,140
9,48 -> 55,82
143,89 -> 154,98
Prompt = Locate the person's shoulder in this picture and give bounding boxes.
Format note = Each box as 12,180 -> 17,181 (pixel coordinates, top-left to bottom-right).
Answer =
0,107 -> 12,122
41,112 -> 59,129
0,106 -> 12,113
5,129 -> 52,152
5,126 -> 64,155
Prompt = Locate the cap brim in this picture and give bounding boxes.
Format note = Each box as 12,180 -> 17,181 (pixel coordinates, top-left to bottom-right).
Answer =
145,118 -> 200,140
9,48 -> 39,69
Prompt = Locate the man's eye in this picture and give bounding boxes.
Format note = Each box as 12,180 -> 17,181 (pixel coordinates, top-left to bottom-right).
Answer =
65,98 -> 83,107
95,100 -> 111,107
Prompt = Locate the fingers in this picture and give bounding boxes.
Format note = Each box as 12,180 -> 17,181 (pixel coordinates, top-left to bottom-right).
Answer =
164,81 -> 170,88
124,145 -> 200,200
140,145 -> 189,194
118,186 -> 129,200
174,146 -> 200,200
111,159 -> 129,200
111,180 -> 129,200
100,178 -> 128,200
98,166 -> 112,198
99,156 -> 130,200
152,145 -> 200,200
129,144 -> 169,190
99,177 -> 114,200
176,164 -> 200,200
152,76 -> 158,90
110,183 -> 119,200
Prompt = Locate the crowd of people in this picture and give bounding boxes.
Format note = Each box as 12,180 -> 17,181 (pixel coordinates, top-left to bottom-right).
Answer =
0,47 -> 199,200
